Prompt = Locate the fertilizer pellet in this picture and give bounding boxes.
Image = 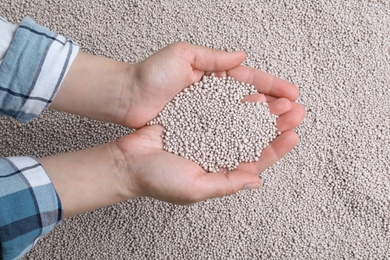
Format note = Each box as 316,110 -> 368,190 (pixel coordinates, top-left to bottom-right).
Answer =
7,1 -> 389,259
148,74 -> 279,172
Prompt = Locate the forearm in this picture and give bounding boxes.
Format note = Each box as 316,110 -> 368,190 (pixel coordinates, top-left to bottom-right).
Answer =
37,141 -> 136,218
50,52 -> 135,125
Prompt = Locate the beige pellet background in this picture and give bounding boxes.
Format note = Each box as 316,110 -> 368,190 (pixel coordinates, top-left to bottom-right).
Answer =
1,0 -> 389,259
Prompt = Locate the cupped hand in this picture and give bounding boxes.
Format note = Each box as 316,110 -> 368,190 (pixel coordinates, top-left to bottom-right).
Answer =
114,86 -> 305,205
124,42 -> 244,128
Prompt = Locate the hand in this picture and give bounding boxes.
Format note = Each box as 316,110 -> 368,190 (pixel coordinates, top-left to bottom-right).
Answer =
113,75 -> 305,205
121,42 -> 247,128
51,43 -> 247,128
47,42 -> 304,213
52,42 -> 301,129
40,93 -> 303,217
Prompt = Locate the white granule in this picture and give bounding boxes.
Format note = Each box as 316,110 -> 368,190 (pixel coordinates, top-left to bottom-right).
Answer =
148,74 -> 279,172
5,1 -> 389,259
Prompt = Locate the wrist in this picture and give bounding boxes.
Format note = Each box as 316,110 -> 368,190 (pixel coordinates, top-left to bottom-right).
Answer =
51,52 -> 136,125
38,142 -> 137,218
108,139 -> 140,200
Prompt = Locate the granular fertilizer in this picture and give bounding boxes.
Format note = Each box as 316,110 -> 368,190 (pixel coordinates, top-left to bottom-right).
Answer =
148,74 -> 279,172
3,0 -> 389,259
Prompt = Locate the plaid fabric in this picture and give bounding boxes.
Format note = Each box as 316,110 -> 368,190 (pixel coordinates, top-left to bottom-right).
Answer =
0,17 -> 17,66
0,16 -> 79,260
0,16 -> 79,122
0,157 -> 63,260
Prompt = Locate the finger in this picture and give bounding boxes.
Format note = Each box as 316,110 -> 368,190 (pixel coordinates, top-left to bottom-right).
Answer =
264,95 -> 277,102
241,96 -> 294,129
257,95 -> 282,103
184,43 -> 246,72
227,65 -> 299,101
267,98 -> 293,116
276,103 -> 306,132
241,95 -> 293,116
241,93 -> 267,103
237,130 -> 299,174
214,71 -> 227,77
194,170 -> 262,201
264,95 -> 290,103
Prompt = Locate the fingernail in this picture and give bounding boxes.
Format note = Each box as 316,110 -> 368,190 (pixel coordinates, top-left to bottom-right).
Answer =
243,183 -> 262,190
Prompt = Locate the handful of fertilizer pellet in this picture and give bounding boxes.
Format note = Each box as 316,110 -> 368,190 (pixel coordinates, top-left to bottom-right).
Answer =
148,74 -> 279,172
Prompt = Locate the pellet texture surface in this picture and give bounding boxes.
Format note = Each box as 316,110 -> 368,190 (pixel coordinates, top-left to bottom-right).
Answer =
149,74 -> 278,172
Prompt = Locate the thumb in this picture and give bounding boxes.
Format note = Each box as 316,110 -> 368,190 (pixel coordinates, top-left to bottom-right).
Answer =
196,170 -> 262,201
185,43 -> 246,72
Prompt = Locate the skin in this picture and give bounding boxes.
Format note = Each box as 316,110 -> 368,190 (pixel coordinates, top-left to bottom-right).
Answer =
39,42 -> 305,218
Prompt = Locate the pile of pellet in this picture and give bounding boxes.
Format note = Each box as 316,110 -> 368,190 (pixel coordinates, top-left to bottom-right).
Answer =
148,74 -> 279,172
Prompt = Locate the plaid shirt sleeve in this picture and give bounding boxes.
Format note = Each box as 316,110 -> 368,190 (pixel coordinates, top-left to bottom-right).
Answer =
0,16 -> 79,260
0,17 -> 17,66
0,16 -> 79,122
0,157 -> 63,260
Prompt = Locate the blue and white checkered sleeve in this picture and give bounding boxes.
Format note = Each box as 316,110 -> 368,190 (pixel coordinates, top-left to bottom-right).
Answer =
0,16 -> 79,260
0,16 -> 79,122
0,17 -> 17,66
0,157 -> 63,260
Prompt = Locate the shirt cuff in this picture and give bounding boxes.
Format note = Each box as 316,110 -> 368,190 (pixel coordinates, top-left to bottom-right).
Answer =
0,16 -> 79,122
0,156 -> 63,260
0,17 -> 17,66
